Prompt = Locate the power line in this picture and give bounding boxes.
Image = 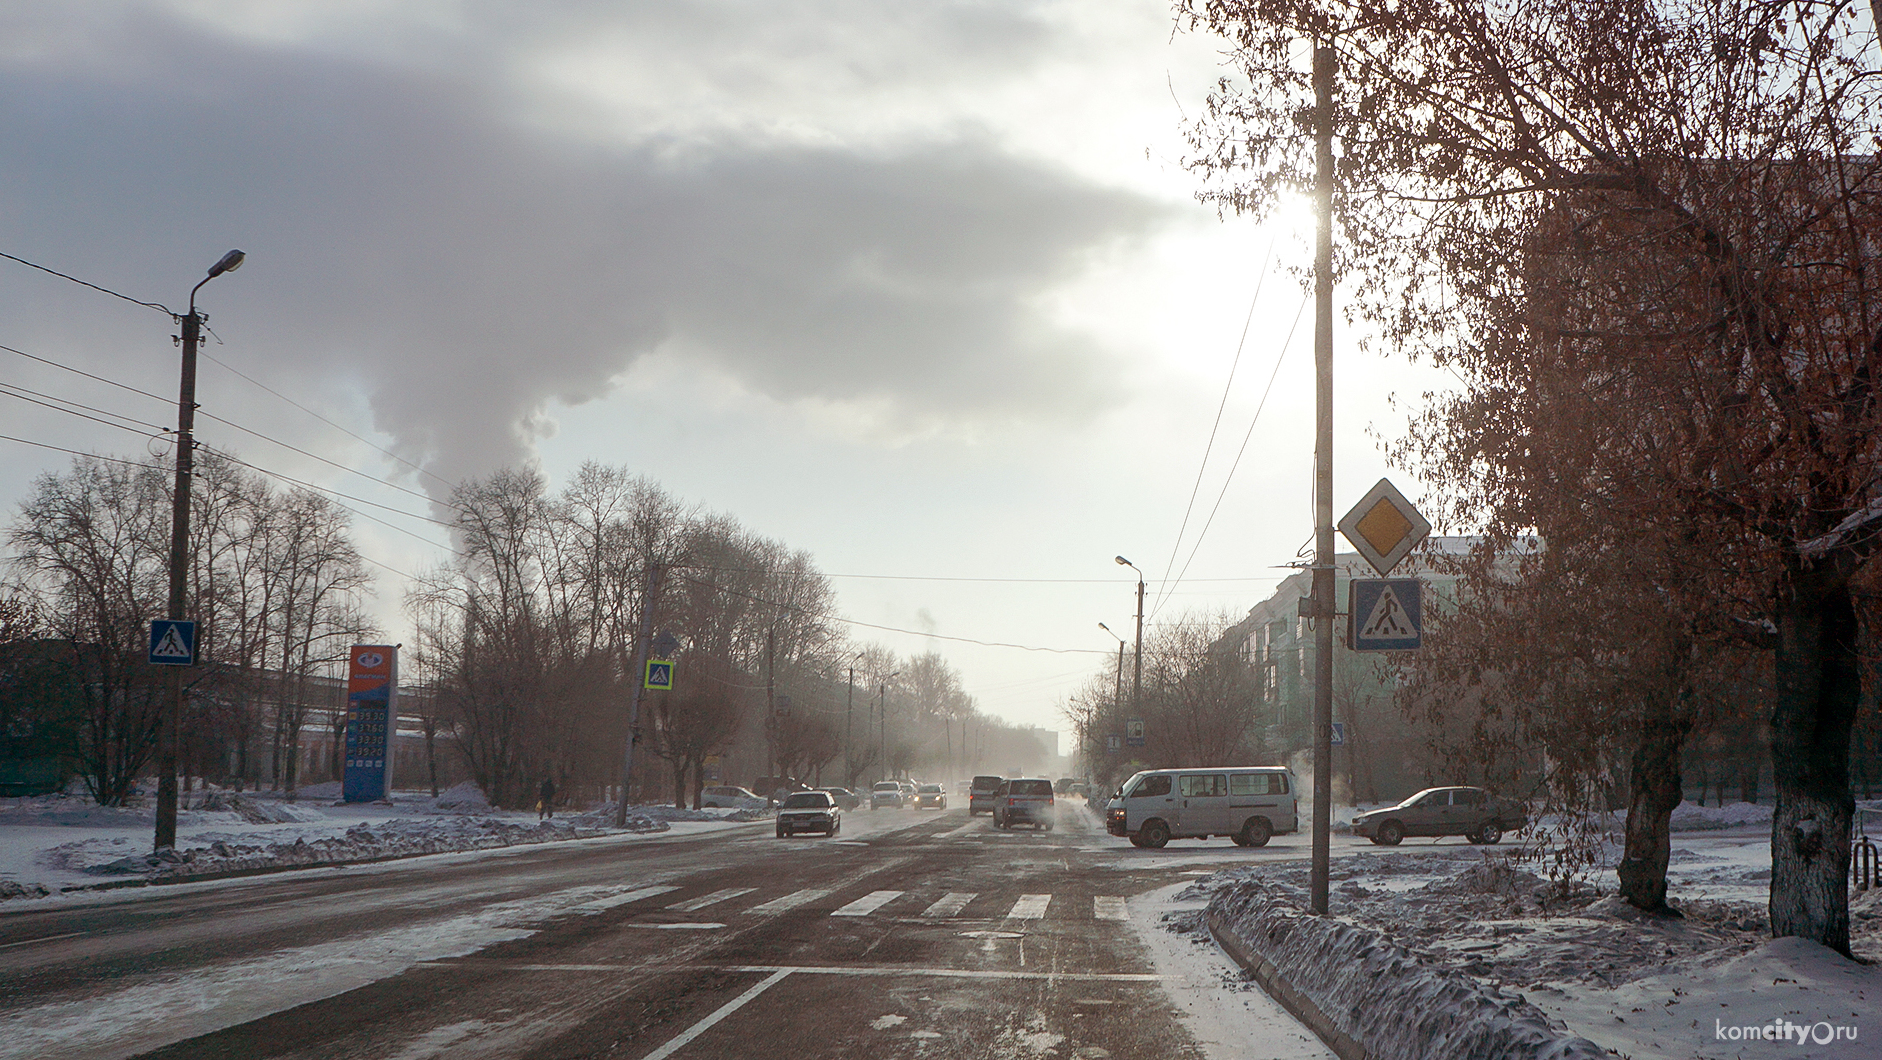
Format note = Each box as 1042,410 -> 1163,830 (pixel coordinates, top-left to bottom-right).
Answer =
0,433 -> 155,469
0,381 -> 168,433
197,444 -> 464,555
0,249 -> 172,316
1,343 -> 173,406
1153,289 -> 1311,621
0,386 -> 166,440
1154,240 -> 1275,616
200,350 -> 455,490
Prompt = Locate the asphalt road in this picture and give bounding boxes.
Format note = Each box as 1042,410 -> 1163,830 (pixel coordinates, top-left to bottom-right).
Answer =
0,802 -> 1346,1060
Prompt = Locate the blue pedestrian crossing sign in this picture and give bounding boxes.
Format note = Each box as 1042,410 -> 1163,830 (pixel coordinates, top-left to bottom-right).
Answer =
1331,722 -> 1346,746
644,658 -> 674,690
1349,579 -> 1422,652
148,620 -> 196,666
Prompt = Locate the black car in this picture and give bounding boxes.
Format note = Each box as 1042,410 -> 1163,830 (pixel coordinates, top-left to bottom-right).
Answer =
821,787 -> 862,811
776,790 -> 841,837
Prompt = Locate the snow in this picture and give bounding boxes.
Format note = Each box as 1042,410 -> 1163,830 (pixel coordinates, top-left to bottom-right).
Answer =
1188,839 -> 1881,1060
0,786 -> 767,898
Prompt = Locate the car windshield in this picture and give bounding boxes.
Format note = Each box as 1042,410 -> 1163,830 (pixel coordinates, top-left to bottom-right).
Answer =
1397,788 -> 1443,808
873,783 -> 898,792
919,784 -> 941,793
782,793 -> 829,808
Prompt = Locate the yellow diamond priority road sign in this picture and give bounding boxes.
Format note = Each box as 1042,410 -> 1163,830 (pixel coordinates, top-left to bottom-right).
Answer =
1337,478 -> 1432,576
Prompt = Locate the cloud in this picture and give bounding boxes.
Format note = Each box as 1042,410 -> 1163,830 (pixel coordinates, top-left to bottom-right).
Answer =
0,3 -> 1173,490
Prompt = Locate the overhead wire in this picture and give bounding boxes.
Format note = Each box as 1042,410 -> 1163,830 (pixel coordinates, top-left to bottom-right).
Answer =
1152,239 -> 1275,616
0,249 -> 172,316
1153,288 -> 1312,621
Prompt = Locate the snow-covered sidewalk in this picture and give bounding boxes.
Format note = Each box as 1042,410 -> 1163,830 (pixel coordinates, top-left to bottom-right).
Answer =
0,781 -> 764,899
1187,806 -> 1881,1060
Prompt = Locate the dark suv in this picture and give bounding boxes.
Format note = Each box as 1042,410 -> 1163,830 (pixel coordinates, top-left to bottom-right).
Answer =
1352,786 -> 1527,845
969,775 -> 1004,816
992,778 -> 1055,831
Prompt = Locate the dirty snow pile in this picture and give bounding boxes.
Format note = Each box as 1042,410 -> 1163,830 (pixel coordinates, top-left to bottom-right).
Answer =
1192,847 -> 1880,1059
0,784 -> 706,898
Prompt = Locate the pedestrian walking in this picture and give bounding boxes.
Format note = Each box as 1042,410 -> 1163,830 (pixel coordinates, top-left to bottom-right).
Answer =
539,775 -> 556,821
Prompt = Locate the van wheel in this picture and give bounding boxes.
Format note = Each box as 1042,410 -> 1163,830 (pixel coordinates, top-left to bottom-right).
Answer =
1239,817 -> 1272,848
1376,820 -> 1404,846
1140,819 -> 1170,849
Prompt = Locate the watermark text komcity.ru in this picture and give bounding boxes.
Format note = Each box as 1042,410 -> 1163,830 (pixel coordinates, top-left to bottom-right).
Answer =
1717,1018 -> 1859,1045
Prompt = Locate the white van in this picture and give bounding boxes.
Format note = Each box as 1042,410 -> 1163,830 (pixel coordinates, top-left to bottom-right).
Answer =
1104,766 -> 1298,848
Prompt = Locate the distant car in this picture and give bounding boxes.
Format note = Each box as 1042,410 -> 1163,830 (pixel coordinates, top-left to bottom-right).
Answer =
1352,787 -> 1528,846
896,779 -> 918,807
993,778 -> 1056,831
776,791 -> 840,837
870,781 -> 905,810
699,785 -> 764,809
821,787 -> 862,810
751,776 -> 808,806
969,775 -> 1004,816
914,783 -> 946,809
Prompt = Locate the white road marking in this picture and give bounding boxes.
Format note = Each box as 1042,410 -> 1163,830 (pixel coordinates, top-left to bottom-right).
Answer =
574,885 -> 678,912
628,923 -> 725,930
639,969 -> 793,1060
1006,893 -> 1051,920
421,961 -> 1164,982
1093,896 -> 1129,921
920,892 -> 976,918
831,890 -> 904,916
666,887 -> 756,912
0,931 -> 82,950
745,888 -> 831,914
941,820 -> 982,838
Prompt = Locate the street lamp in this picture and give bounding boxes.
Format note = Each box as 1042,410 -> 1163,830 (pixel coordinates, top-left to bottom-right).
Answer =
156,250 -> 246,852
1114,556 -> 1144,722
878,670 -> 900,784
844,650 -> 864,785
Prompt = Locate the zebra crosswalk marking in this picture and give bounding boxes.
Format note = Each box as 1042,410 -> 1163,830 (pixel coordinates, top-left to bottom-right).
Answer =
666,887 -> 756,912
747,888 -> 832,914
1006,894 -> 1052,920
576,885 -> 678,912
1093,896 -> 1128,921
920,892 -> 976,918
832,890 -> 904,917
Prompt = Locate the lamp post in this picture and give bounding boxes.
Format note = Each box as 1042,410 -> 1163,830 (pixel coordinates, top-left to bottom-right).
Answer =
155,249 -> 245,853
1114,556 -> 1145,720
844,650 -> 863,786
877,670 -> 899,783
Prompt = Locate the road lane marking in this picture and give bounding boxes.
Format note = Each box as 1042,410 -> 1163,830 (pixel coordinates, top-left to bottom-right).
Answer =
831,890 -> 904,916
0,931 -> 82,950
666,887 -> 756,912
746,888 -> 831,914
1006,894 -> 1051,919
941,821 -> 981,838
920,892 -> 975,918
419,961 -> 1163,982
640,968 -> 793,1060
1093,896 -> 1129,921
576,885 -> 679,912
628,923 -> 725,930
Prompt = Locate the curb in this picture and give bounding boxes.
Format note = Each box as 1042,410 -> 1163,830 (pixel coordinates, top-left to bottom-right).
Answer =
17,818 -> 723,900
1205,907 -> 1369,1060
1201,879 -> 1608,1060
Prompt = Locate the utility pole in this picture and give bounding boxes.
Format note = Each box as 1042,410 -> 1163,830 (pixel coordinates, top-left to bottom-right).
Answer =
1309,42 -> 1337,916
613,561 -> 662,829
155,250 -> 244,853
845,665 -> 855,783
766,627 -> 776,777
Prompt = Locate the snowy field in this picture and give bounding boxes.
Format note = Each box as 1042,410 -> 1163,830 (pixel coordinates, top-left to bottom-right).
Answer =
0,781 -> 764,899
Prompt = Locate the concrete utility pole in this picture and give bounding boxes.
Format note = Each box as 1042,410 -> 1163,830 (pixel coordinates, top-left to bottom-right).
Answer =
1114,557 -> 1145,719
614,561 -> 663,829
156,249 -> 244,853
1309,43 -> 1337,916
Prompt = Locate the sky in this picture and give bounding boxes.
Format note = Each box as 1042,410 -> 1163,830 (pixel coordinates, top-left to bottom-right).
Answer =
0,1 -> 1454,742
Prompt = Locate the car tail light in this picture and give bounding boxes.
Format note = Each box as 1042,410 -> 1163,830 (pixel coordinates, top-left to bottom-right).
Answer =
1009,798 -> 1018,807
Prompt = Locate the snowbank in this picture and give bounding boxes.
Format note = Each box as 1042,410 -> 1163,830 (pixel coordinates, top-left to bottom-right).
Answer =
1205,877 -> 1608,1060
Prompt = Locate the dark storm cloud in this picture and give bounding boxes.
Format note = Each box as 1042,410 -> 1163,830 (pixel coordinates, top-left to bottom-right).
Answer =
0,5 -> 1168,487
